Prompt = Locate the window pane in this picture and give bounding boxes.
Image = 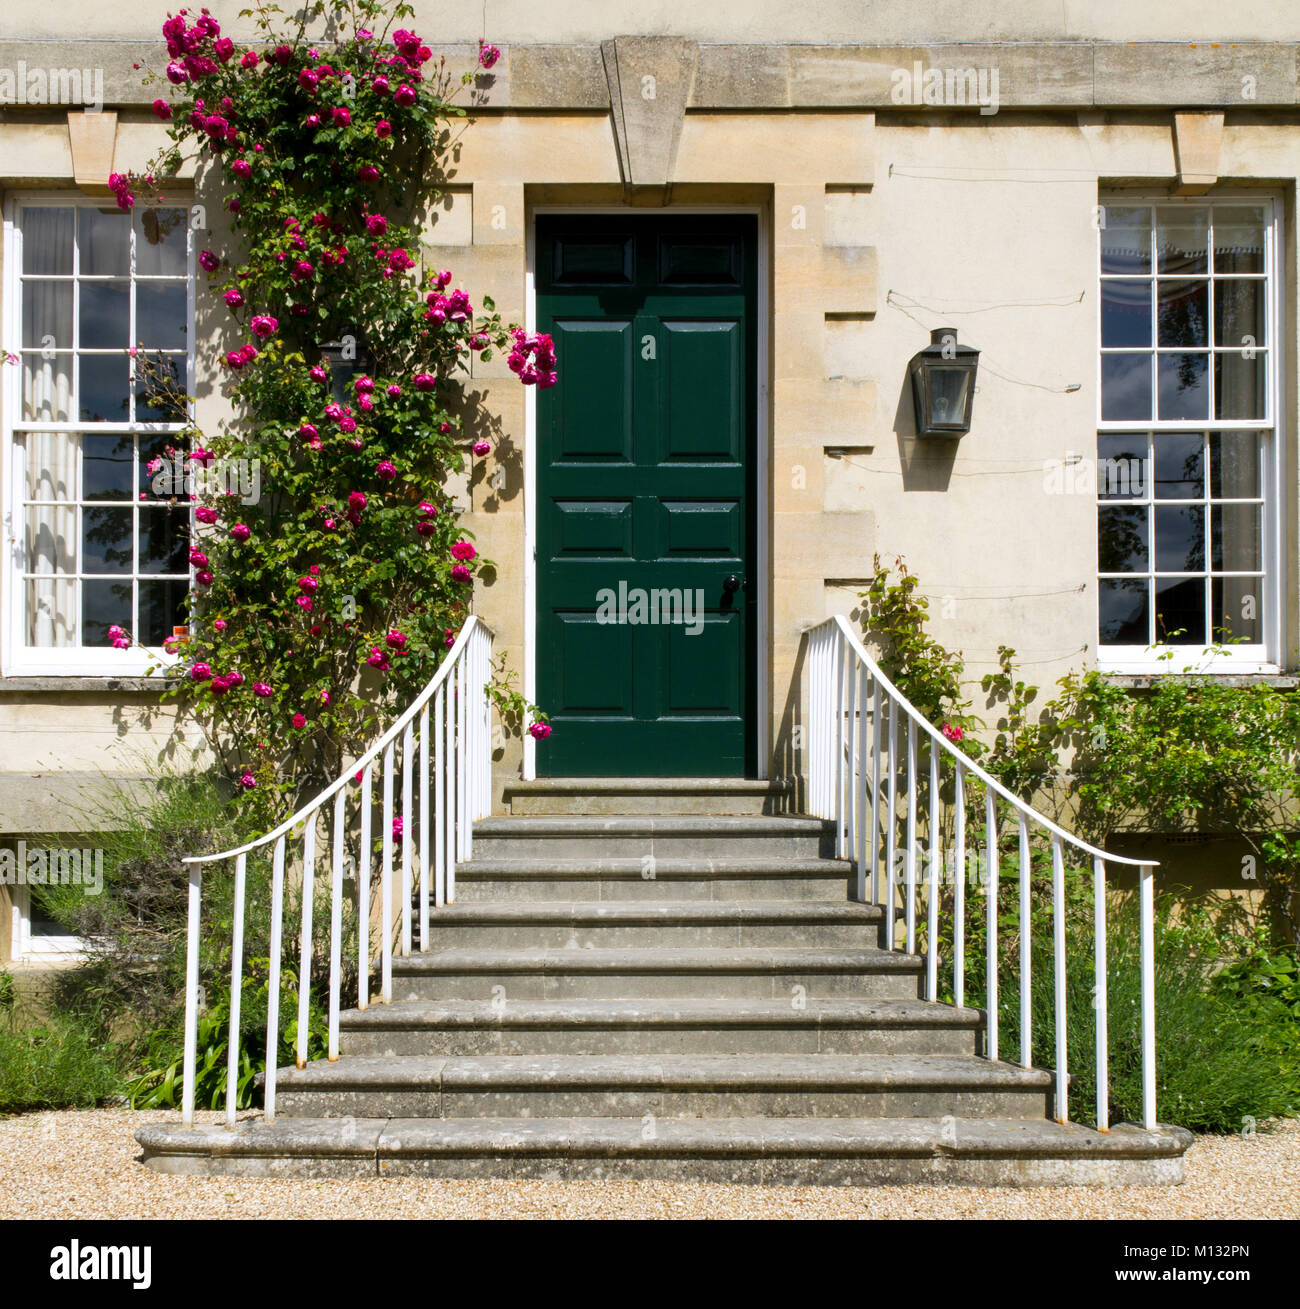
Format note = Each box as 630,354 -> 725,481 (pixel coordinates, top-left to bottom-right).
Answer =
1099,578 -> 1149,644
140,434 -> 182,499
1213,205 -> 1266,274
1155,206 -> 1208,275
1211,504 -> 1262,572
1156,280 -> 1208,347
79,281 -> 130,349
139,506 -> 189,574
1097,433 -> 1149,499
21,207 -> 74,275
1100,206 -> 1151,274
22,353 -> 72,422
25,432 -> 76,501
1154,504 -> 1205,572
22,281 -> 72,349
1101,353 -> 1152,420
25,579 -> 76,647
78,206 -> 129,276
1154,576 -> 1206,644
137,208 -> 188,277
82,578 -> 133,646
82,433 -> 133,501
81,506 -> 133,573
1098,505 -> 1148,572
25,506 -> 76,573
135,354 -> 188,423
1101,281 -> 1151,347
1213,279 -> 1265,349
79,354 -> 130,423
1157,353 -> 1208,419
1211,577 -> 1262,643
1152,432 -> 1204,500
137,283 -> 188,351
1213,353 -> 1266,421
140,579 -> 189,644
1209,432 -> 1262,499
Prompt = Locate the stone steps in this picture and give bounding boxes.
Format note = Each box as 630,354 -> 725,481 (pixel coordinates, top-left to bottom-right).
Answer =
391,945 -> 924,1000
407,899 -> 883,948
339,997 -> 983,1056
136,1116 -> 1194,1185
135,780 -> 1194,1185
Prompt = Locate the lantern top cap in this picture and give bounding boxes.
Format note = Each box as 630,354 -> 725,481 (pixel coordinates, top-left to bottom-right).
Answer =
929,327 -> 959,345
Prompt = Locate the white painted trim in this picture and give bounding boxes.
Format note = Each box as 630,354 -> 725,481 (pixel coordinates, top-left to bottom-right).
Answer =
10,884 -> 87,962
2,191 -> 193,679
1094,191 -> 1285,674
524,201 -> 772,780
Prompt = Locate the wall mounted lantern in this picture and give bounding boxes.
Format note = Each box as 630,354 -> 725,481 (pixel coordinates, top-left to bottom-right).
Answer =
908,327 -> 980,436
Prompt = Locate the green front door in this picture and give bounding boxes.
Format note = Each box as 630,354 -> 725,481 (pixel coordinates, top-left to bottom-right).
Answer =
535,213 -> 758,777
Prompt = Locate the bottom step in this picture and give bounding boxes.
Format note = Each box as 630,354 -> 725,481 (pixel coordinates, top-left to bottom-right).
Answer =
135,1117 -> 1193,1186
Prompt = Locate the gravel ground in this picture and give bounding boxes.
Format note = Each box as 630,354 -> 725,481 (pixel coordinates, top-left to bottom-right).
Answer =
0,1109 -> 1296,1219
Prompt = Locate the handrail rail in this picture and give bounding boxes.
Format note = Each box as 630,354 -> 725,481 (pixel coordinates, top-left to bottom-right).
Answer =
179,614 -> 495,1129
804,614 -> 1159,1131
184,616 -> 495,866
823,615 -> 1156,870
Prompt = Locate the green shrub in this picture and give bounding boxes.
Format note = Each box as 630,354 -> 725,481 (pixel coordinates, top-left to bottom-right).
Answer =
0,1011 -> 124,1113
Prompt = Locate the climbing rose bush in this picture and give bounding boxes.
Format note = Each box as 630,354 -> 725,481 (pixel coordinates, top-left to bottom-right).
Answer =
115,1 -> 551,818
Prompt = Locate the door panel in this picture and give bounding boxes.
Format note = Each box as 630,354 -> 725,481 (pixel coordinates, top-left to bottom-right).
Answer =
536,214 -> 757,777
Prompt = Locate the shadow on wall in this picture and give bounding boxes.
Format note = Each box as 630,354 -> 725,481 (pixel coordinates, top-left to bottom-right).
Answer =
773,636 -> 808,815
890,366 -> 962,493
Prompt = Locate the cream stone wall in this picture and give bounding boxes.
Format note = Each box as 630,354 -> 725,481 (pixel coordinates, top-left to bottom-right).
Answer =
0,15 -> 1298,916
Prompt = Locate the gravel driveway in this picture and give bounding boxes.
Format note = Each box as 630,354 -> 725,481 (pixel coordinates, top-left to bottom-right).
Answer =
0,1109 -> 1296,1219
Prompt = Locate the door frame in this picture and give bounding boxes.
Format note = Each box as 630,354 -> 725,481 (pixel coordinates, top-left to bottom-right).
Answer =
523,202 -> 772,780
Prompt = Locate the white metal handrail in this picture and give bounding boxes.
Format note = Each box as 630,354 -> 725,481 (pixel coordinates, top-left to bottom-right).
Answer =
179,615 -> 494,1127
806,614 -> 1158,1130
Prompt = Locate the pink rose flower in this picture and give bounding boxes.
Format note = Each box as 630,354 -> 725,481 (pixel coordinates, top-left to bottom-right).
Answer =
190,662 -> 213,681
394,83 -> 416,106
214,619 -> 227,632
451,563 -> 470,582
332,106 -> 351,126
309,365 -> 328,383
528,721 -> 552,740
478,42 -> 501,70
250,314 -> 278,338
239,772 -> 257,790
224,289 -> 243,308
153,98 -> 173,120
385,629 -> 407,649
386,383 -> 402,398
195,506 -> 219,525
347,491 -> 367,511
375,119 -> 392,138
231,158 -> 252,179
253,682 -> 272,698
366,647 -> 390,671
472,440 -> 491,457
241,50 -> 259,70
413,372 -> 436,391
450,540 -> 477,561
416,520 -> 436,537
292,713 -> 306,729
196,570 -> 214,586
230,523 -> 251,542
298,576 -> 318,593
376,460 -> 397,480
941,723 -> 964,743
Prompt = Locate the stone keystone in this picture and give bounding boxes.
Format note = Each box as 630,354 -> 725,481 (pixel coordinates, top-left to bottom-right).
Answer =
601,36 -> 698,203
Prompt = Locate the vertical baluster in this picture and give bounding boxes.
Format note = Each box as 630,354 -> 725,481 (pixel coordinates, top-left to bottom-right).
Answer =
1018,814 -> 1031,1069
358,762 -> 372,1010
296,818 -> 316,1068
224,853 -> 246,1125
1094,856 -> 1109,1132
1139,862 -> 1156,1129
870,682 -> 882,904
328,789 -> 345,1061
434,684 -> 446,908
905,715 -> 917,955
954,763 -> 966,1009
832,635 -> 844,842
926,739 -> 940,1001
885,697 -> 898,949
445,656 -> 457,903
808,630 -> 821,815
843,647 -> 856,861
381,741 -> 394,1003
855,665 -> 869,902
419,704 -> 430,950
457,649 -> 468,863
181,861 -> 202,1128
1052,835 -> 1068,1121
264,836 -> 285,1122
401,722 -> 413,955
984,788 -> 999,1063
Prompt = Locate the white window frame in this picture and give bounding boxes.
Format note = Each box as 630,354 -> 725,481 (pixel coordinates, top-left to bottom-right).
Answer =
2,192 -> 195,678
9,883 -> 86,961
1095,192 -> 1284,675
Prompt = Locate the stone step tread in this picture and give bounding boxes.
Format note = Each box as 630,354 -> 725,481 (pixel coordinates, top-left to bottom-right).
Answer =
136,1116 -> 1193,1161
456,856 -> 853,875
392,946 -> 923,973
407,901 -> 882,924
504,778 -> 792,795
473,815 -> 828,835
341,997 -> 981,1029
275,1053 -> 1047,1090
